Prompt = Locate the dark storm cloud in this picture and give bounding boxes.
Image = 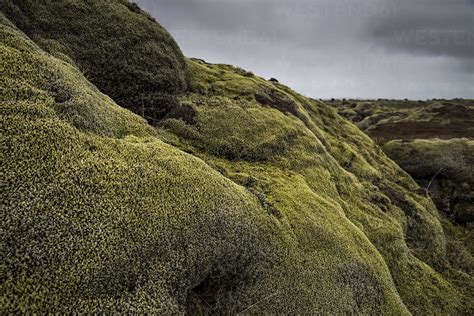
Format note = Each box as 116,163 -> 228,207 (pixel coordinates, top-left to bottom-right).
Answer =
135,0 -> 473,99
369,0 -> 474,60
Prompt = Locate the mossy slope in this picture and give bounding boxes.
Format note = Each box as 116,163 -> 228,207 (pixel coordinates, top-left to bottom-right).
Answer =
1,3 -> 473,315
159,59 -> 474,314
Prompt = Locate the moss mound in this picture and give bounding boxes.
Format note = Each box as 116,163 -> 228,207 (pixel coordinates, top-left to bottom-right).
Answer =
2,4 -> 473,315
0,11 -> 153,138
1,0 -> 188,122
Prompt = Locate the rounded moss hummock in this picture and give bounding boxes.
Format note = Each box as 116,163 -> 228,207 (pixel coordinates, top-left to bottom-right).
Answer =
1,0 -> 189,122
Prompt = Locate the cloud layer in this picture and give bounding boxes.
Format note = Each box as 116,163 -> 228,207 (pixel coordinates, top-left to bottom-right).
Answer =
136,0 -> 474,99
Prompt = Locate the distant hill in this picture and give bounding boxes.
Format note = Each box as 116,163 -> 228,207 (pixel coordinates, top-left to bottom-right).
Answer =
329,99 -> 474,140
1,1 -> 473,314
329,99 -> 473,226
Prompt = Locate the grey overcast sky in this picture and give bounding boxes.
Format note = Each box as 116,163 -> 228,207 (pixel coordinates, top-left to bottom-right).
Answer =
135,0 -> 474,100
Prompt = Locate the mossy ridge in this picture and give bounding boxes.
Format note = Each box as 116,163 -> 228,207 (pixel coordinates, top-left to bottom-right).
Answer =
158,58 -> 474,314
2,4 -> 473,314
1,0 -> 189,122
1,13 -> 408,314
0,15 -> 284,314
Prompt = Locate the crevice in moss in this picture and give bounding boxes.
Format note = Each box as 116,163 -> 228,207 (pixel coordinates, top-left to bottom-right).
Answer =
247,187 -> 283,220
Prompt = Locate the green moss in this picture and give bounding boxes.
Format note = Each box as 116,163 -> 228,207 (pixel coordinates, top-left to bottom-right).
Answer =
2,5 -> 473,315
1,0 -> 188,121
0,12 -> 154,138
1,16 -> 282,313
158,59 -> 473,314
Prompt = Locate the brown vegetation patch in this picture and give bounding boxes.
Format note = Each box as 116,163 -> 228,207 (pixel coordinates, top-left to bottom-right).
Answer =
369,121 -> 474,141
